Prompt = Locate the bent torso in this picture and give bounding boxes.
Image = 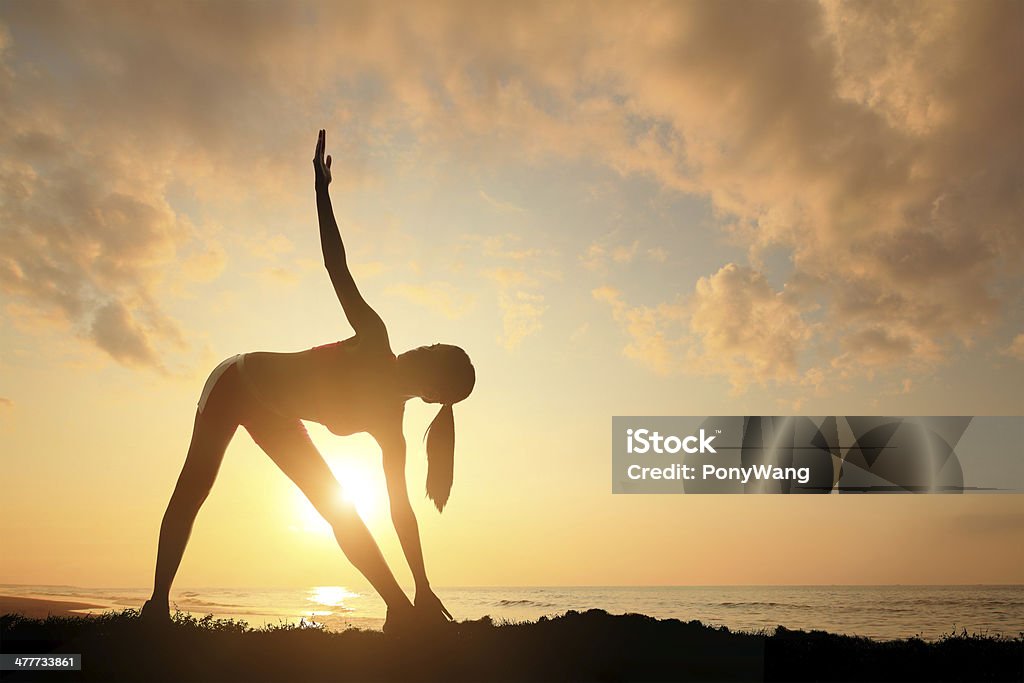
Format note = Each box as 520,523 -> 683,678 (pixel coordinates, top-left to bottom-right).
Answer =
240,336 -> 401,435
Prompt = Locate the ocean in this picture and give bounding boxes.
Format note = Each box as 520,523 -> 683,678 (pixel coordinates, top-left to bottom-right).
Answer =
2,584 -> 1020,642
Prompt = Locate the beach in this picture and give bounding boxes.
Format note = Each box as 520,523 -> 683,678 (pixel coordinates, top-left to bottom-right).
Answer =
0,596 -> 104,619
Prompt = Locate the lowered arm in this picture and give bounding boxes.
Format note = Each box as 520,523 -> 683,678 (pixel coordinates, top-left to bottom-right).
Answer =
381,431 -> 431,592
378,426 -> 453,622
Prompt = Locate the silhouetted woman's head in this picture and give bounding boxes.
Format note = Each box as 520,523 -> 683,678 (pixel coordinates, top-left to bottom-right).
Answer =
399,343 -> 475,405
397,344 -> 475,512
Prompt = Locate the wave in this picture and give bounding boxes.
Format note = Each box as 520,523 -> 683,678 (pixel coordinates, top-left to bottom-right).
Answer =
718,602 -> 813,610
175,599 -> 243,608
494,599 -> 558,608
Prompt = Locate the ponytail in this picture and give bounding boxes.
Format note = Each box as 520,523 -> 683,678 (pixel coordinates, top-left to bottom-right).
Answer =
425,403 -> 455,512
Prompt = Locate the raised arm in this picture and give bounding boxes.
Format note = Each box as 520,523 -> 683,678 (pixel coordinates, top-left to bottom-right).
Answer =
313,129 -> 390,349
378,426 -> 453,623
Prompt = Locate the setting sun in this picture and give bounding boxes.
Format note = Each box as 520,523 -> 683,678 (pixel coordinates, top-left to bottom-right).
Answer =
292,458 -> 383,534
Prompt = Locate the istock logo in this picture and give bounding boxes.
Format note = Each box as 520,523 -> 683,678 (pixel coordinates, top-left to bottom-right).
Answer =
626,428 -> 718,454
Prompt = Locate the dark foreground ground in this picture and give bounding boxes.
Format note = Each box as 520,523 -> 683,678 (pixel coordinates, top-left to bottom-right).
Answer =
1,608 -> 1020,682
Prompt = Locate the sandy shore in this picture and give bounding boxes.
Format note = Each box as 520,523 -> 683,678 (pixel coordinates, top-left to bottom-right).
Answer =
0,595 -> 106,618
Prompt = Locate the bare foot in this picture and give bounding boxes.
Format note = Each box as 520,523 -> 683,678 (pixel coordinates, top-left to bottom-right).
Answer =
382,603 -> 418,636
140,599 -> 171,624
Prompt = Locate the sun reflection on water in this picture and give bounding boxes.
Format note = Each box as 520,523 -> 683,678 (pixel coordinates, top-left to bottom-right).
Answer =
308,585 -> 358,608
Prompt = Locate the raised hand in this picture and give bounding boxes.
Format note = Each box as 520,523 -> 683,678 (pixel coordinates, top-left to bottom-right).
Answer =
313,128 -> 332,188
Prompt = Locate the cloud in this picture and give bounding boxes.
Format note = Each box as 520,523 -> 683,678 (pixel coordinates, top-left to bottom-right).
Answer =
1,0 -> 1019,383
581,238 -> 665,271
0,397 -> 13,409
481,266 -> 549,350
595,264 -> 812,391
0,2 -> 363,370
0,9 -> 201,368
1004,334 -> 1024,361
387,281 -> 477,320
181,243 -> 227,283
465,231 -> 559,349
684,3 -> 1017,370
261,266 -> 300,286
592,285 -> 686,375
89,299 -> 160,367
581,243 -> 608,271
4,301 -> 71,334
646,247 -> 668,264
582,2 -> 1021,386
0,145 -> 188,370
472,234 -> 544,262
478,189 -> 526,214
688,265 -> 813,389
350,260 -> 387,279
497,290 -> 546,351
245,234 -> 295,260
483,267 -> 535,290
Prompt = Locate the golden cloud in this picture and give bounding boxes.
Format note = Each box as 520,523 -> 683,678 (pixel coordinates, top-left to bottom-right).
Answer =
1,1 -> 1019,382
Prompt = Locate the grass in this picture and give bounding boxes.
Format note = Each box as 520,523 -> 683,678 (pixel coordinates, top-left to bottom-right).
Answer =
1,608 -> 1021,682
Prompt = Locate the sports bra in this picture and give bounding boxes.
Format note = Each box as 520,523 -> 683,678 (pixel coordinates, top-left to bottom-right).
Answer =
236,337 -> 399,434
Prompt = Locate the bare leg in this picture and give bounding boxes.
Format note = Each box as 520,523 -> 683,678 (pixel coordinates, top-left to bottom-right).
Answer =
145,407 -> 238,616
244,412 -> 412,612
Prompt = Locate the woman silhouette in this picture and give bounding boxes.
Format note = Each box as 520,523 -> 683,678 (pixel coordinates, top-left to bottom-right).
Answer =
141,130 -> 475,631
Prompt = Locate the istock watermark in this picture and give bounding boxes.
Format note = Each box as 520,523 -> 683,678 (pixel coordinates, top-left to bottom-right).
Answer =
626,428 -> 718,454
611,416 -> 1024,494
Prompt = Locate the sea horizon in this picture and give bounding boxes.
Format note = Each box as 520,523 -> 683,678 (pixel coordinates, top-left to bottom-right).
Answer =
3,583 -> 1021,642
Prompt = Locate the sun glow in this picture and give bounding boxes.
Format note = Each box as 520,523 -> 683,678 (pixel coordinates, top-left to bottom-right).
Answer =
308,585 -> 359,608
292,459 -> 383,534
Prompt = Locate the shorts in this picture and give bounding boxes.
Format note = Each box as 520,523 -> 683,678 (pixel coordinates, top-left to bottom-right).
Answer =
197,353 -> 289,420
197,355 -> 244,415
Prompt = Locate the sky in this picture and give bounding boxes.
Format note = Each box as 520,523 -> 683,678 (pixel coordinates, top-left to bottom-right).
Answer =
0,1 -> 1022,590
